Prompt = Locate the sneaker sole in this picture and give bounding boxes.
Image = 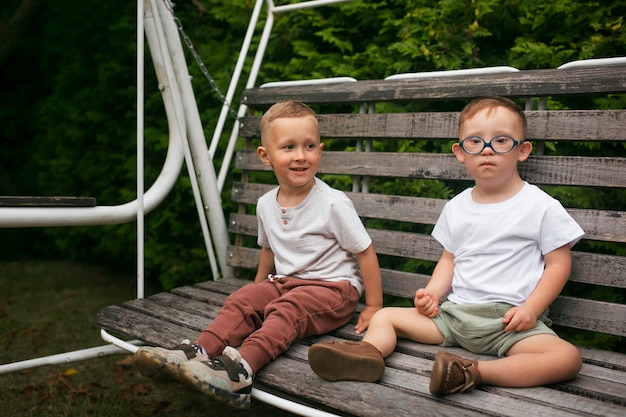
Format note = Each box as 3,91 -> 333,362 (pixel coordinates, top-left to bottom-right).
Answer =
308,343 -> 384,382
178,363 -> 251,409
134,349 -> 182,382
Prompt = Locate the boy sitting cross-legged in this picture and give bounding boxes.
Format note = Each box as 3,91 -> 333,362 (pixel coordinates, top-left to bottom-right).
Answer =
308,96 -> 585,396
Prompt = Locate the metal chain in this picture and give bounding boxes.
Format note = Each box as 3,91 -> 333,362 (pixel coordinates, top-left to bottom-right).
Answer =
161,0 -> 239,120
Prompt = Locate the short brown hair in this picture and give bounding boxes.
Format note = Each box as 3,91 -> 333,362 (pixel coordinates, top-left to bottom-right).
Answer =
459,96 -> 527,137
260,100 -> 318,139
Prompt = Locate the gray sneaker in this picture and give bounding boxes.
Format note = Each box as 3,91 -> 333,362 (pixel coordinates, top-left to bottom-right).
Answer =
134,339 -> 208,382
178,346 -> 252,409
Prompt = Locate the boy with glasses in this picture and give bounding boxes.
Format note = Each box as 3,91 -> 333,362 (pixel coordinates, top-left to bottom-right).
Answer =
308,96 -> 585,396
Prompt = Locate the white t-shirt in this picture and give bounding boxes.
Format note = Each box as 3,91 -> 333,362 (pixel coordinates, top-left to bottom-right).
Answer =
431,182 -> 585,306
257,177 -> 372,295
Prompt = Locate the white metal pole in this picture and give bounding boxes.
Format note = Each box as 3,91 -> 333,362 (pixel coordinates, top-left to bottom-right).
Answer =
216,7 -> 275,190
252,388 -> 342,417
155,0 -> 230,278
208,0 -> 266,159
152,0 -> 219,280
272,0 -> 351,13
137,0 -> 145,299
0,4 -> 188,229
149,0 -> 220,279
216,0 -> 353,190
100,329 -> 142,354
0,340 -> 142,375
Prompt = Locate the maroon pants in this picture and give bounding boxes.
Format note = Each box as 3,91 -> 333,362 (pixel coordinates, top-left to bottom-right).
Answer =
194,277 -> 359,373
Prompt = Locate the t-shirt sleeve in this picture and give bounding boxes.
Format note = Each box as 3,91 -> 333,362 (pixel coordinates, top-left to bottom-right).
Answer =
330,198 -> 372,254
256,196 -> 270,248
539,199 -> 585,254
431,202 -> 453,253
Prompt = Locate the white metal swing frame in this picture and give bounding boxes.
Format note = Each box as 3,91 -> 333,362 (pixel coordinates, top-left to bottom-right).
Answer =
0,1 -> 351,415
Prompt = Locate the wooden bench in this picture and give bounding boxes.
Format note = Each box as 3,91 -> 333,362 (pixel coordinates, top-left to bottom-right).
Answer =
0,196 -> 96,207
96,63 -> 626,417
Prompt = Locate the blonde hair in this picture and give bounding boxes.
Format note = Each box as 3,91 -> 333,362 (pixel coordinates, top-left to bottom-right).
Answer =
260,100 -> 318,140
459,96 -> 527,137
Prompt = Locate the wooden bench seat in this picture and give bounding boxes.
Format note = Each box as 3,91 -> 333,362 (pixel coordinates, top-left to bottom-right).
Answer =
0,196 -> 96,207
96,63 -> 626,416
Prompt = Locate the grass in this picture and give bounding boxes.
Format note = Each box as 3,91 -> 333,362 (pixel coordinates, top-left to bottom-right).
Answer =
0,261 -> 299,417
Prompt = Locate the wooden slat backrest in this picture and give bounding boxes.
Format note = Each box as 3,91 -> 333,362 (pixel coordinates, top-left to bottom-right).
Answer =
229,65 -> 626,339
241,65 -> 626,105
235,150 -> 626,188
241,111 -> 626,141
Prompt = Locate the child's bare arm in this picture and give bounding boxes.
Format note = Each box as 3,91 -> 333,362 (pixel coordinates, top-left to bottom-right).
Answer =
354,244 -> 383,334
503,244 -> 572,332
415,249 -> 455,318
254,246 -> 275,283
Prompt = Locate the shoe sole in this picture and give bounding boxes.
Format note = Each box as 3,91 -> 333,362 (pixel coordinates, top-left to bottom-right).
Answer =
134,348 -> 182,382
178,362 -> 251,409
429,351 -> 449,395
308,343 -> 384,382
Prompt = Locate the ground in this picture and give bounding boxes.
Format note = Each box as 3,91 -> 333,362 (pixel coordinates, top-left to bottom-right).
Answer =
0,261 -> 298,417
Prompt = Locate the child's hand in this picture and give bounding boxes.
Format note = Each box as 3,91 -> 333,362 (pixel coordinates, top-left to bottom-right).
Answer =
354,305 -> 381,335
503,305 -> 537,332
414,289 -> 439,318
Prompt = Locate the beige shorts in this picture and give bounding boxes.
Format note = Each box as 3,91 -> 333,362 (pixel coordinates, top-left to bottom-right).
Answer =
431,301 -> 556,357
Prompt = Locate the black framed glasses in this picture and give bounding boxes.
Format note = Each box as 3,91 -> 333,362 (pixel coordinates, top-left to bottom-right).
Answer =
459,135 -> 525,154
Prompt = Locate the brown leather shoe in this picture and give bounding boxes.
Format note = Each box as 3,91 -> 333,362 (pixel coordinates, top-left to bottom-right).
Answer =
308,341 -> 385,382
429,351 -> 481,395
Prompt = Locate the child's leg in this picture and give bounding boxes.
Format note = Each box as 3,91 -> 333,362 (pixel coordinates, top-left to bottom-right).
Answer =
478,334 -> 582,387
194,280 -> 281,358
309,306 -> 444,382
239,278 -> 359,374
363,306 -> 445,357
177,280 -> 297,409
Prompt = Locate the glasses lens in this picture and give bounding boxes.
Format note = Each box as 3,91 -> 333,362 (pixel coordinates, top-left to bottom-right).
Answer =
491,135 -> 515,153
461,137 -> 484,154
